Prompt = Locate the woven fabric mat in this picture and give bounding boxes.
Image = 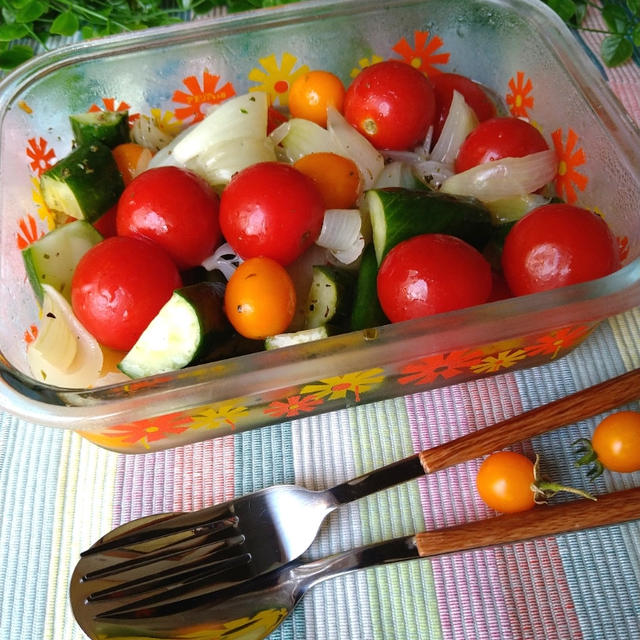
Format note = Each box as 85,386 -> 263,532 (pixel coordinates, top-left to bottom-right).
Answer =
2,5 -> 640,640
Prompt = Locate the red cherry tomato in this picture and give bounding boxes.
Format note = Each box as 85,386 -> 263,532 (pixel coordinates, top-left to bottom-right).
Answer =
71,236 -> 182,351
219,162 -> 325,266
93,204 -> 118,238
501,203 -> 621,296
343,60 -> 436,150
455,117 -> 549,173
377,234 -> 492,322
430,72 -> 496,142
117,166 -> 221,270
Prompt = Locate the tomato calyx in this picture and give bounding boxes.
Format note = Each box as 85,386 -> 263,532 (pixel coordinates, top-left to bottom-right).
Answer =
362,117 -> 378,136
530,455 -> 596,504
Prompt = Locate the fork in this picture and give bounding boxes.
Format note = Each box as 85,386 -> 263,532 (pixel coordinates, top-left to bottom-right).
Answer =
71,485 -> 640,639
71,369 -> 640,604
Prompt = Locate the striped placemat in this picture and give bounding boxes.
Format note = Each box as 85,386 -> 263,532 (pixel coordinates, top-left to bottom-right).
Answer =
1,4 -> 640,640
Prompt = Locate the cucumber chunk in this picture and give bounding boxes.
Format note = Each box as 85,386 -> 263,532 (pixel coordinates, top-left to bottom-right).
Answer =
265,326 -> 330,350
350,244 -> 389,331
366,187 -> 493,264
70,110 -> 130,148
304,265 -> 356,330
118,282 -> 231,378
40,142 -> 125,222
22,219 -> 103,304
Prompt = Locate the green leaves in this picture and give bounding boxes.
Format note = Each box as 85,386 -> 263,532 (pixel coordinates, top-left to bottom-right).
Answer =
0,0 -> 295,71
544,0 -> 640,67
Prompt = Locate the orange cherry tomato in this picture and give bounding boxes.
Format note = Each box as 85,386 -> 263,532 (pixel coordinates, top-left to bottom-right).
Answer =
476,451 -> 536,513
224,257 -> 296,340
112,143 -> 153,185
592,411 -> 640,473
293,152 -> 361,209
288,70 -> 345,127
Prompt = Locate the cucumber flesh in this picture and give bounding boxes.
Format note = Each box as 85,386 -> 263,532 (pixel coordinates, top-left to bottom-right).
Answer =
367,187 -> 493,264
118,282 -> 231,378
265,326 -> 330,350
304,265 -> 356,330
22,219 -> 103,303
40,142 -> 125,222
70,110 -> 130,148
350,244 -> 388,331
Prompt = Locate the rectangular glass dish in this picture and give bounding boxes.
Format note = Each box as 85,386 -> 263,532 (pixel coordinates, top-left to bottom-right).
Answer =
1,0 -> 640,453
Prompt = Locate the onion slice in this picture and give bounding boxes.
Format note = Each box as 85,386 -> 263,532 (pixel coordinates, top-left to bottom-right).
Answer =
316,208 -> 365,264
202,242 -> 244,279
272,117 -> 335,163
440,149 -> 558,201
327,106 -> 384,189
430,90 -> 478,166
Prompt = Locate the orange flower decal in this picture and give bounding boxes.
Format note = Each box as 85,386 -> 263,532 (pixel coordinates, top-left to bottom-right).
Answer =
391,30 -> 450,76
552,128 -> 588,204
248,53 -> 309,107
26,137 -> 56,175
89,97 -> 138,124
105,411 -> 193,448
524,325 -> 591,359
16,214 -> 43,250
172,71 -> 236,124
24,325 -> 38,345
398,349 -> 484,386
506,71 -> 534,118
264,394 -> 324,419
618,235 -> 630,262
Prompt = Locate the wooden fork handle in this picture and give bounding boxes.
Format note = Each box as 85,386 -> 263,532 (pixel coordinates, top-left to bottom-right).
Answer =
419,368 -> 640,474
416,486 -> 640,558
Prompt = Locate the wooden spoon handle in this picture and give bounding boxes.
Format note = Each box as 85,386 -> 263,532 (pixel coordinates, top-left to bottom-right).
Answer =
416,486 -> 640,558
420,368 -> 640,474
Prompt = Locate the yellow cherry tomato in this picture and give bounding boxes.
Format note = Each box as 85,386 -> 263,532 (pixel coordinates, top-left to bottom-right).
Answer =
112,142 -> 153,185
293,152 -> 361,210
224,257 -> 296,339
288,70 -> 345,127
476,451 -> 536,513
592,410 -> 640,473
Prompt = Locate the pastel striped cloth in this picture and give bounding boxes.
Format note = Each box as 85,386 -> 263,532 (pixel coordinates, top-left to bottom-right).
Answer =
2,5 -> 640,640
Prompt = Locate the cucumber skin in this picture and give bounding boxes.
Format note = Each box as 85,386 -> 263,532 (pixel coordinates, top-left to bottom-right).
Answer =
70,111 -> 130,148
173,282 -> 231,363
21,220 -> 103,304
305,265 -> 356,330
368,187 -> 493,263
40,142 -> 125,222
350,244 -> 389,331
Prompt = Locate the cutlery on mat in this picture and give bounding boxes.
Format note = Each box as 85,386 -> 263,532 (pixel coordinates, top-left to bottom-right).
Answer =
70,486 -> 640,639
71,369 -> 640,596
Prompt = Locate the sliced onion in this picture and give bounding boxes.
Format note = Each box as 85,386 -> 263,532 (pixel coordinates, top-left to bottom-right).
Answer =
147,125 -> 193,169
326,106 -> 384,189
372,161 -> 421,189
130,114 -> 176,152
430,90 -> 478,166
413,159 -> 455,189
330,235 -> 365,265
27,284 -> 103,388
189,137 -> 277,187
316,209 -> 362,251
172,92 -> 269,164
486,193 -> 551,224
274,117 -> 335,163
440,149 -> 558,202
201,242 -> 244,279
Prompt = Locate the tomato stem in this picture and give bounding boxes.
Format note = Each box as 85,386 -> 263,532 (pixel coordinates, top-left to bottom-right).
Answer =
572,437 -> 605,479
531,455 -> 597,504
